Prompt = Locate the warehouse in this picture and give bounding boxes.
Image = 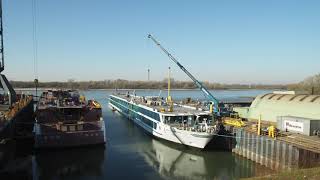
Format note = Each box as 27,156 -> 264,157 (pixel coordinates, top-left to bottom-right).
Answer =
235,93 -> 320,122
234,93 -> 320,136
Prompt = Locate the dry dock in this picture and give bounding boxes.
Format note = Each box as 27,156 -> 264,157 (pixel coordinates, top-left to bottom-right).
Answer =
224,121 -> 320,171
222,92 -> 320,171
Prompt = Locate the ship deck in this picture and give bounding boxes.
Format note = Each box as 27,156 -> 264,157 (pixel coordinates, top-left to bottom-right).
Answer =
37,90 -> 87,110
111,94 -> 210,115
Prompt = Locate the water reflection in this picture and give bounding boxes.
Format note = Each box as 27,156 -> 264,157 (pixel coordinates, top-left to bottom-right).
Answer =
0,140 -> 33,180
138,139 -> 272,180
142,140 -> 209,179
33,146 -> 105,179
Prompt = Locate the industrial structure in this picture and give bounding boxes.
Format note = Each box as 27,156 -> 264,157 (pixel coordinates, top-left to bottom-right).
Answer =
234,93 -> 320,136
235,93 -> 320,122
0,0 -> 34,140
220,92 -> 320,170
0,0 -> 34,174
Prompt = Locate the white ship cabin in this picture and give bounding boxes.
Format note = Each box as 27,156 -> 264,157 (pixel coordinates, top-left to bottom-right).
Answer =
161,108 -> 214,132
111,93 -> 215,132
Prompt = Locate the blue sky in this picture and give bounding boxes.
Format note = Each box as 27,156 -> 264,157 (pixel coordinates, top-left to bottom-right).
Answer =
2,0 -> 320,84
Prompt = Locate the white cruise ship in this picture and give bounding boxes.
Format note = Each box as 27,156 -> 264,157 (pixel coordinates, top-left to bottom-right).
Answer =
108,93 -> 217,149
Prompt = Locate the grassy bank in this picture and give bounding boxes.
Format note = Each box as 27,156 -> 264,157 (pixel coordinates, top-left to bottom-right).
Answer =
243,167 -> 320,180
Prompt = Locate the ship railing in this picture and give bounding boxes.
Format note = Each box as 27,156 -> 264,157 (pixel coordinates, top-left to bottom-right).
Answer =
169,122 -> 215,134
55,120 -> 103,132
5,95 -> 33,119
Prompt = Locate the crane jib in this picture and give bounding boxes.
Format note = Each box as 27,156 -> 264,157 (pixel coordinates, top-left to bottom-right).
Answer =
202,88 -> 210,96
148,34 -> 222,115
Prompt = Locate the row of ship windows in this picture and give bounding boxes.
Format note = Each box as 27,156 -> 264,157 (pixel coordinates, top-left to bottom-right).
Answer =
110,96 -> 129,107
38,133 -> 100,141
110,97 -> 158,130
115,103 -> 129,114
135,106 -> 160,121
110,97 -> 160,121
57,124 -> 83,132
136,114 -> 157,130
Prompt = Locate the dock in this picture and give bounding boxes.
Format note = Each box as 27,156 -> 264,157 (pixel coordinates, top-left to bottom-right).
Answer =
223,120 -> 320,171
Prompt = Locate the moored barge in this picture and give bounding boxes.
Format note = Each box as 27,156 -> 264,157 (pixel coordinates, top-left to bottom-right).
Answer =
34,90 -> 105,148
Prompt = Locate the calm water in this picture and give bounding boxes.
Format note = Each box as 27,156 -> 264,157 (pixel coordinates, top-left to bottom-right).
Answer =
5,89 -> 275,180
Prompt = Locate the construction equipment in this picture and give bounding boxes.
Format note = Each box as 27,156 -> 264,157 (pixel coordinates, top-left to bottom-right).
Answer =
268,125 -> 276,138
148,34 -> 226,117
0,0 -> 4,72
0,0 -> 16,106
258,114 -> 261,135
223,118 -> 245,127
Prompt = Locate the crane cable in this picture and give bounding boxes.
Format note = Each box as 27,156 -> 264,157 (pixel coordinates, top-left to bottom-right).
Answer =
32,0 -> 38,79
32,0 -> 39,96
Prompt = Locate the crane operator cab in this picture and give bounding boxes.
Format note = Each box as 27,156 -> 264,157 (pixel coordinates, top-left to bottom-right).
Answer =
208,101 -> 229,120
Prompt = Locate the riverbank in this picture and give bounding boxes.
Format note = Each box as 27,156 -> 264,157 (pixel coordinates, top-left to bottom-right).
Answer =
10,80 -> 287,90
243,167 -> 320,180
13,87 -> 277,91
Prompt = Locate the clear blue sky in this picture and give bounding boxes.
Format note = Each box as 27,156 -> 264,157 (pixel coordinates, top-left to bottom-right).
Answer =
2,0 -> 320,84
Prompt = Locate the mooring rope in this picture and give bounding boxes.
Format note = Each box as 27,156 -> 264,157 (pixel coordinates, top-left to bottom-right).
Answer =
213,133 -> 278,141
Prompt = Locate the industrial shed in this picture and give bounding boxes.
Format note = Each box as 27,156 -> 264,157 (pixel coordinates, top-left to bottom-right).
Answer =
234,93 -> 320,123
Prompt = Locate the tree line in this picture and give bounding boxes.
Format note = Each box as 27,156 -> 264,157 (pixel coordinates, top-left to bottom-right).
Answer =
287,73 -> 320,95
9,73 -> 320,95
10,78 -> 287,90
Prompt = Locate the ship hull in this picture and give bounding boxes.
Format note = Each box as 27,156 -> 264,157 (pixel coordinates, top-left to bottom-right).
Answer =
34,129 -> 105,149
34,121 -> 106,149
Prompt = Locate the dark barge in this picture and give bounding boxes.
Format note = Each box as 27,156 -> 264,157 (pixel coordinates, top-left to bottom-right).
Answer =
34,90 -> 106,148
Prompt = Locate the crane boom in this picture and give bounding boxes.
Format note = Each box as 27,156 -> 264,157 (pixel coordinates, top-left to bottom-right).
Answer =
148,34 -> 220,113
0,0 -> 4,72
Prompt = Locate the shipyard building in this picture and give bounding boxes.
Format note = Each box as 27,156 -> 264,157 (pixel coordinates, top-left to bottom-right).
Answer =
234,93 -> 320,136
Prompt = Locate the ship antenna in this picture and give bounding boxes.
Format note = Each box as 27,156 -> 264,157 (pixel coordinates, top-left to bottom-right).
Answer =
168,67 -> 171,99
167,67 -> 173,112
158,90 -> 162,98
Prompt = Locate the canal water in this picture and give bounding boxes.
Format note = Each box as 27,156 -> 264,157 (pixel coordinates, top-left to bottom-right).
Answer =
3,89 -> 275,180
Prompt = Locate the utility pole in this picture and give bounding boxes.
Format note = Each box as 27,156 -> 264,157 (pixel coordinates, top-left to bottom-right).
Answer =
168,67 -> 171,98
